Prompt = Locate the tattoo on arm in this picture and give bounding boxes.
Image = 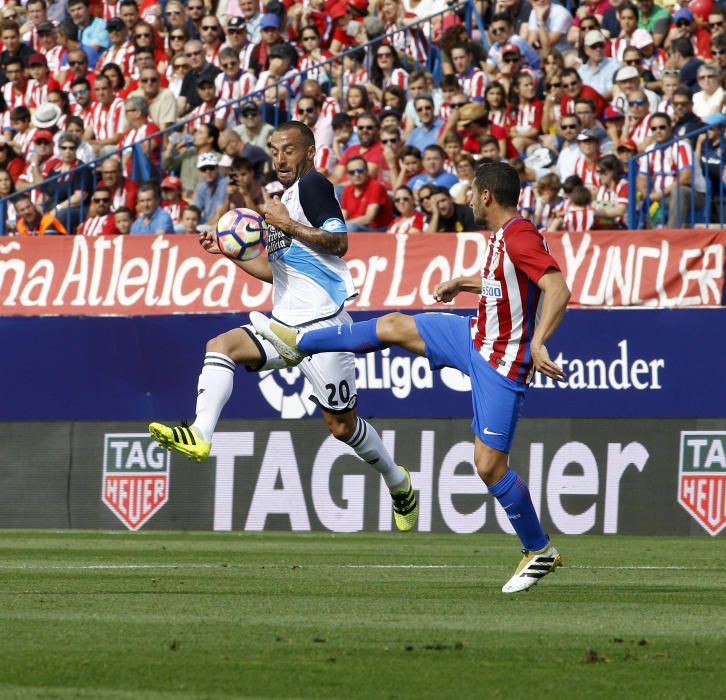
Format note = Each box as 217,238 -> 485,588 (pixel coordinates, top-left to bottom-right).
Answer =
285,218 -> 348,256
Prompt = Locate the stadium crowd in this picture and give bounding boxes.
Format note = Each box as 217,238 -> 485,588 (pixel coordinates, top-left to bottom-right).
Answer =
0,0 -> 724,235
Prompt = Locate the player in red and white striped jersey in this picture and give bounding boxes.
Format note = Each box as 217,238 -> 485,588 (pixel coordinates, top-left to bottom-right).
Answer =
254,162 -> 569,593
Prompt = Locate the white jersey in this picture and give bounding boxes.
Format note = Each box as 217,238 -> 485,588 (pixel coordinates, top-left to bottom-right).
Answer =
267,170 -> 356,327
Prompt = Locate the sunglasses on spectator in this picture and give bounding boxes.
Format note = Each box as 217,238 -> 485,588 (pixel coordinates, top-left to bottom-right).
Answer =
416,105 -> 432,112
221,61 -> 238,68
60,145 -> 75,150
547,82 -> 562,88
347,167 -> 366,175
199,165 -> 217,172
298,107 -> 316,114
68,59 -> 86,66
676,20 -> 690,27
503,56 -> 519,63
628,99 -> 646,106
357,125 -> 376,131
170,34 -> 185,40
624,59 -> 641,66
710,21 -> 724,28
672,100 -> 690,107
135,32 -> 151,38
562,80 -> 578,88
201,25 -> 219,31
394,196 -> 412,202
381,138 -> 398,144
93,197 -> 110,203
561,123 -> 578,130
141,77 -> 158,83
185,50 -> 203,57
714,48 -> 726,55
377,52 -> 393,58
73,89 -> 89,97
650,124 -> 668,131
490,26 -> 507,34
589,42 -> 605,49
302,35 -> 318,41
174,62 -> 190,68
36,139 -> 52,145
167,9 -> 182,14
450,101 -> 468,107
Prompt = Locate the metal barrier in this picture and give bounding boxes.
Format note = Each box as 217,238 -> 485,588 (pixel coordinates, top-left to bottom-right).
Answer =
627,121 -> 725,230
0,0 -> 484,235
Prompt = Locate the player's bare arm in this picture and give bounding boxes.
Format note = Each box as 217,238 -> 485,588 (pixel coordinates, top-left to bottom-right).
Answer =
530,269 -> 571,381
263,195 -> 348,257
433,275 -> 482,303
198,229 -> 273,283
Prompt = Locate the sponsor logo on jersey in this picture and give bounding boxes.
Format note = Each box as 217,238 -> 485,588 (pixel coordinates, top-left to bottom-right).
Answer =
678,431 -> 726,535
482,280 -> 503,298
102,434 -> 170,530
265,225 -> 293,259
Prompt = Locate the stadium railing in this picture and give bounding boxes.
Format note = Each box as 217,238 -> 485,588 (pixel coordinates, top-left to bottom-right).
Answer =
626,121 -> 725,230
0,0 -> 484,235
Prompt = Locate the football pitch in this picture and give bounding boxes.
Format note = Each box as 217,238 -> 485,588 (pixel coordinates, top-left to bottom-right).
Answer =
0,532 -> 724,700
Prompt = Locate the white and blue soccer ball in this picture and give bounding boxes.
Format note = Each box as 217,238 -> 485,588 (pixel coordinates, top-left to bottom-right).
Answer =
216,208 -> 267,261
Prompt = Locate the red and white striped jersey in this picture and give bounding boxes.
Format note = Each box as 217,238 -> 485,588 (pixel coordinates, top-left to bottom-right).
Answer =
536,196 -> 564,230
628,115 -> 651,147
90,98 -> 126,140
77,214 -> 114,236
518,183 -> 536,217
100,0 -> 120,19
382,67 -> 408,91
314,145 -> 333,174
186,99 -> 232,131
387,211 -> 427,234
656,98 -> 674,119
205,43 -> 224,69
12,127 -> 37,156
639,139 -> 705,193
642,48 -> 667,79
254,70 -> 300,113
71,102 -> 93,124
120,120 -> 161,177
574,155 -> 600,189
456,67 -> 487,102
563,205 -> 595,232
162,200 -> 184,226
1,81 -> 32,112
508,100 -> 543,134
594,178 -> 628,225
609,36 -> 633,63
27,77 -> 59,108
319,96 -> 340,119
488,108 -> 507,129
298,51 -> 334,84
472,216 -> 560,384
96,42 -> 133,73
40,45 -> 67,74
215,70 -> 256,104
22,26 -> 39,51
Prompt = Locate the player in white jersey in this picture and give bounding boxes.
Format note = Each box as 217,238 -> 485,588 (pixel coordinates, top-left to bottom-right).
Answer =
150,121 -> 418,532
251,162 -> 571,592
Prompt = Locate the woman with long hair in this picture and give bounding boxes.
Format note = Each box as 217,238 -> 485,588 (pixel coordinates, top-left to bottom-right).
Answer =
297,24 -> 333,86
387,185 -> 427,234
166,24 -> 190,69
130,20 -> 168,74
507,72 -> 543,154
369,44 -> 408,103
484,82 -> 507,128
345,84 -> 372,123
0,166 -> 17,231
100,63 -> 126,93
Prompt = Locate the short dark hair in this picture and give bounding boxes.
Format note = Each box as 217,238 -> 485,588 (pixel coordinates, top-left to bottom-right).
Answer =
673,86 -> 693,101
68,0 -> 90,7
138,180 -> 160,198
275,120 -> 316,150
10,106 -> 30,121
472,161 -> 520,207
671,37 -> 694,58
423,144 -> 445,158
490,12 -> 512,25
183,204 -> 202,216
648,111 -> 671,126
562,174 -> 583,194
400,145 -> 422,160
114,206 -> 133,218
231,156 -> 253,171
331,113 -> 352,129
347,155 -> 367,169
572,186 -> 592,207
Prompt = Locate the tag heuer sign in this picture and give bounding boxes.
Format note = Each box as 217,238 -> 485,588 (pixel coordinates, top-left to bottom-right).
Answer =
678,432 -> 726,536
102,434 -> 170,530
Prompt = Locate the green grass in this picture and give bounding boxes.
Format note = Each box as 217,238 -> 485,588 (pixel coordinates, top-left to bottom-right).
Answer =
0,532 -> 724,700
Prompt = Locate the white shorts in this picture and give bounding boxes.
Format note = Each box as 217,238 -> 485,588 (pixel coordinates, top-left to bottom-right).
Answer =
241,310 -> 358,414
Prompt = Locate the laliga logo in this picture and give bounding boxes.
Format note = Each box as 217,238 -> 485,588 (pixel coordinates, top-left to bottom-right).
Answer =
258,366 -> 317,419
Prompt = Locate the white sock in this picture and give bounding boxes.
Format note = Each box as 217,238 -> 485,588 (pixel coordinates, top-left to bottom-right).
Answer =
191,352 -> 235,442
345,418 -> 407,490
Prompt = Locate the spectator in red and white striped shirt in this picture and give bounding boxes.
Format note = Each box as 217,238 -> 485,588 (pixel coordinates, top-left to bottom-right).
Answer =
20,0 -> 49,51
637,112 -> 706,227
369,44 -> 408,105
37,21 -> 67,74
593,154 -> 628,228
451,42 -> 488,102
96,16 -> 133,72
562,186 -> 596,232
6,106 -> 37,157
77,186 -> 116,235
27,52 -> 59,107
387,186 -> 427,234
89,74 -> 126,155
621,88 -> 652,151
507,72 -> 543,154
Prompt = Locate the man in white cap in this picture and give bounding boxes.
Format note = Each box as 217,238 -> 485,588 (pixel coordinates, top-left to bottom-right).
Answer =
193,151 -> 228,225
612,65 -> 659,114
578,30 -> 621,100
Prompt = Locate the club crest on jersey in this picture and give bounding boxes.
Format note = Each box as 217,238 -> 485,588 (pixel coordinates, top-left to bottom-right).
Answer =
102,434 -> 170,530
678,431 -> 726,536
482,280 -> 503,298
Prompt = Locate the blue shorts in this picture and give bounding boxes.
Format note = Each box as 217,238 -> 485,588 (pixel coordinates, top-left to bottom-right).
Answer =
414,312 -> 527,453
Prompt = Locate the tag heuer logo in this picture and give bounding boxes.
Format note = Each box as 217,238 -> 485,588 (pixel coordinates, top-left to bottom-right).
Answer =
678,432 -> 726,536
102,434 -> 170,531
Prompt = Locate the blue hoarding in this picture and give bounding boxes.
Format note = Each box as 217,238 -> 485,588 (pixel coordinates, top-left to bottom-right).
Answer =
2,308 -> 724,420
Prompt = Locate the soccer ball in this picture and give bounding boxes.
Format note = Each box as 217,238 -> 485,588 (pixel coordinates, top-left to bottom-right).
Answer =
216,208 -> 267,261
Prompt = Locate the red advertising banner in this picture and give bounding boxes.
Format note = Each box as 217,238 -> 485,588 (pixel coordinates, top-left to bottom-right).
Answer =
1,230 -> 724,316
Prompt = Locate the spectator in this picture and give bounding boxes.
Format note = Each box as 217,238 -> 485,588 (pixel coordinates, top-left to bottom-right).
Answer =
387,185 -> 426,234
637,112 -> 706,227
450,153 -> 478,205
621,88 -> 653,151
42,131 -> 91,231
68,0 -> 109,52
657,69 -> 682,117
166,21 -> 191,67
369,44 -> 408,103
237,101 -> 277,153
0,135 -> 26,181
330,112 -> 357,163
77,185 -> 115,235
37,21 -> 67,74
113,206 -> 133,235
345,84 -> 372,122
405,95 -> 443,151
408,144 -> 459,192
615,137 -> 638,168
593,153 -> 628,227
217,129 -> 270,180
612,65 -> 659,116
131,180 -> 175,234
224,155 -> 263,212
215,46 -> 255,110
667,37 -> 704,91
249,13 -> 284,74
574,128 -> 602,190
664,9 -> 709,60
160,175 -> 185,229
27,52 -> 58,106
560,67 -> 607,119
510,156 -> 535,219
185,76 -> 228,132
393,144 -> 423,189
534,172 -> 563,230
484,82 -> 508,128
711,35 -> 726,75
88,73 -> 125,155
183,0 -> 204,39
199,14 -> 224,69
340,155 -> 393,231
562,185 -> 596,231
98,155 -> 138,211
672,86 -> 706,146
194,152 -> 228,226
635,0 -> 670,48
404,70 -> 443,131
578,30 -> 621,100
119,95 -> 161,179
18,129 -> 56,188
135,67 -> 177,130
178,39 -> 221,115
15,193 -> 67,235
610,5 -> 640,63
426,185 -> 478,232
60,49 -> 95,94
20,0 -> 50,51
296,94 -> 333,152
181,204 -> 202,234
450,42 -> 487,102
527,0 -> 574,55
2,59 -> 32,131
479,135 -> 503,161
486,12 -> 541,74
96,17 -> 130,71
5,107 -> 35,158
168,52 -> 191,99
163,122 -> 221,199
0,20 -> 34,80
332,112 -> 388,186
692,66 -> 724,120
507,71 -> 543,154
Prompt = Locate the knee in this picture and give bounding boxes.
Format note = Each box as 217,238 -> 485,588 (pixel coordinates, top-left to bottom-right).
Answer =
206,333 -> 231,355
475,443 -> 508,487
327,415 -> 356,441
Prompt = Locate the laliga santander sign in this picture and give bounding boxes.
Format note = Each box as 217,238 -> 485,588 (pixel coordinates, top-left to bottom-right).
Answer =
0,231 -> 724,315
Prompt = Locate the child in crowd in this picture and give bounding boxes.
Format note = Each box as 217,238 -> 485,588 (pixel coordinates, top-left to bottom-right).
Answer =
534,173 -> 563,230
113,207 -> 133,235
